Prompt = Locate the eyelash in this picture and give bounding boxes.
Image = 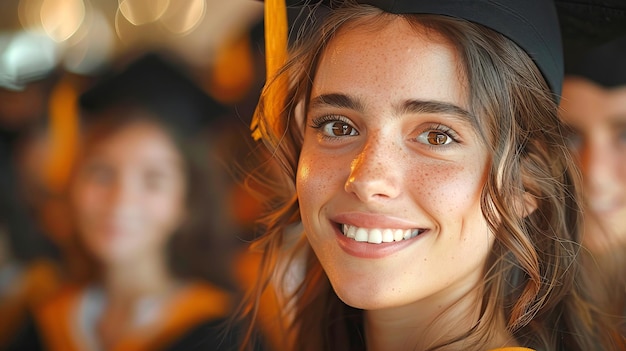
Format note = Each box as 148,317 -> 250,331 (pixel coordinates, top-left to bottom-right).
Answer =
309,114 -> 350,128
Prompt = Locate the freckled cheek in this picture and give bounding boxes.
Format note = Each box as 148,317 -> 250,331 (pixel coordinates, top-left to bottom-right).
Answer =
407,162 -> 486,216
296,150 -> 347,211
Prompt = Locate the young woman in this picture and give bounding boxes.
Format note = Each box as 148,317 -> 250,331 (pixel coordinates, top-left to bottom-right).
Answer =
242,1 -> 626,350
25,53 -> 243,351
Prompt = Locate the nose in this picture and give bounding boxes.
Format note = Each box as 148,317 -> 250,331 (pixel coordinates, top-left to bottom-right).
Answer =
105,175 -> 138,217
344,137 -> 403,202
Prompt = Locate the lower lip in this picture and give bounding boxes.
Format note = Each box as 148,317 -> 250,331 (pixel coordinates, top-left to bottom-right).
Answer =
334,226 -> 425,259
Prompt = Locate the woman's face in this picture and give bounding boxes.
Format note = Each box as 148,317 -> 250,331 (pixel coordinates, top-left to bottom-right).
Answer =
72,119 -> 187,265
560,77 -> 626,253
296,18 -> 493,311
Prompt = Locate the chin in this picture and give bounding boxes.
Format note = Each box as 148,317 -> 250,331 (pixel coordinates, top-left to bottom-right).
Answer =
329,277 -> 409,311
336,291 -> 413,311
89,243 -> 136,265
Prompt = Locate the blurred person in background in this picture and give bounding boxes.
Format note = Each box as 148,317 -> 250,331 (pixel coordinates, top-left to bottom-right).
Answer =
11,52 -> 247,351
559,36 -> 626,334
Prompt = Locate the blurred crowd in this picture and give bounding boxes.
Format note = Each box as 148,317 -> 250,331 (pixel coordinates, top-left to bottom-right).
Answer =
0,2 -> 270,350
0,1 -> 624,351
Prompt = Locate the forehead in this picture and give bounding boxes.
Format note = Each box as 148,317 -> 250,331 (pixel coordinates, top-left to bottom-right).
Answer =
84,119 -> 182,163
311,15 -> 468,108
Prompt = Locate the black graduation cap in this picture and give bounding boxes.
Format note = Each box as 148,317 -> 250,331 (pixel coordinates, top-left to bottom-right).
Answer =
79,52 -> 227,134
266,0 -> 561,99
267,0 -> 626,99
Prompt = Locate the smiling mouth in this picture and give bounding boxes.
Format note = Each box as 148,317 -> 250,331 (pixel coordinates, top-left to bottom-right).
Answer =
341,224 -> 426,244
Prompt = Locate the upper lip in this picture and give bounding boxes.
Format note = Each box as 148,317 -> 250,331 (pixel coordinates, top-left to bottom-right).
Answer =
332,211 -> 425,229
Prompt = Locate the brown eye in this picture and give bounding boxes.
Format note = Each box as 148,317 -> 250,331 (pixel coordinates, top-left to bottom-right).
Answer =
427,131 -> 450,145
332,122 -> 356,136
416,127 -> 456,147
322,121 -> 358,137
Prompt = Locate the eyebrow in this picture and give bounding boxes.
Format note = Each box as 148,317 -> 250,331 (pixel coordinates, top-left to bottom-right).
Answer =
309,93 -> 475,125
398,99 -> 474,124
309,93 -> 366,112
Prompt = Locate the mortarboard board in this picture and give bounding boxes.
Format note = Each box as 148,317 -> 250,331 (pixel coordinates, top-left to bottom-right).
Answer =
262,0 -> 626,98
79,52 -> 227,135
262,0 -> 563,98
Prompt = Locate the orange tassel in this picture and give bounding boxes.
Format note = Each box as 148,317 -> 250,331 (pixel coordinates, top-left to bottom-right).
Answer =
251,0 -> 288,141
44,77 -> 79,194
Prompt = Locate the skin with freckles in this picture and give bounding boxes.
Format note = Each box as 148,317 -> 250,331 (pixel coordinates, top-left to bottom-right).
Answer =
560,77 -> 626,253
296,18 -> 513,350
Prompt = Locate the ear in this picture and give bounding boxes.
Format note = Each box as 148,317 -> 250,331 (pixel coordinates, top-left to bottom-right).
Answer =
494,160 -> 538,219
295,99 -> 306,131
515,155 -> 539,218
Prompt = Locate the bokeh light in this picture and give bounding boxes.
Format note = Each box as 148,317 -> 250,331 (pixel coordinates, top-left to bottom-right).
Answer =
40,0 -> 85,42
118,0 -> 169,26
63,9 -> 114,74
160,0 -> 206,35
17,0 -> 44,31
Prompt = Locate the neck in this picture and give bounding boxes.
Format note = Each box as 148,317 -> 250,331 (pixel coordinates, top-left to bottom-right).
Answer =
96,251 -> 179,350
363,282 -> 514,351
102,251 -> 176,305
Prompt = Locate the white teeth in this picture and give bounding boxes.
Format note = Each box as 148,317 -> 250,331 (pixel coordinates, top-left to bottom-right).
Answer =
403,229 -> 412,240
355,228 -> 369,242
382,229 -> 394,243
346,225 -> 357,239
368,229 -> 382,244
393,229 -> 404,241
342,224 -> 423,244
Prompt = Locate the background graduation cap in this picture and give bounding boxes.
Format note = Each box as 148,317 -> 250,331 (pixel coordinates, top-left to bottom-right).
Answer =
260,0 -> 626,99
564,35 -> 626,88
557,0 -> 626,74
79,52 -> 227,135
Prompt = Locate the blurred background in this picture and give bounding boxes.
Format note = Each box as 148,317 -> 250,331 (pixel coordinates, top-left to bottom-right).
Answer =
0,0 -> 263,87
0,1 -> 270,350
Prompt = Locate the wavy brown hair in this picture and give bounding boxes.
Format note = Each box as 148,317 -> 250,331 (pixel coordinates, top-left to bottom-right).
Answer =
242,3 -> 626,351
